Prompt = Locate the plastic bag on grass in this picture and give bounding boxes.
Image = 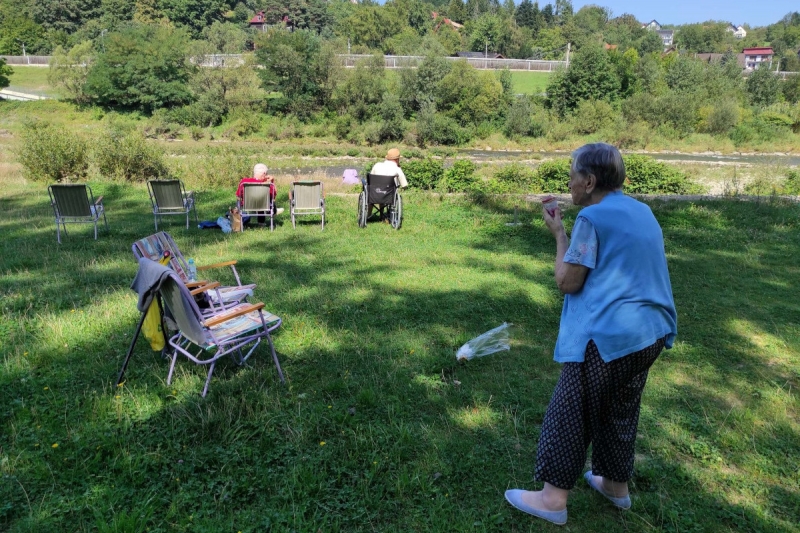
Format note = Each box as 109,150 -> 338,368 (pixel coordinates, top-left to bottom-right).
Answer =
217,216 -> 232,234
456,323 -> 511,361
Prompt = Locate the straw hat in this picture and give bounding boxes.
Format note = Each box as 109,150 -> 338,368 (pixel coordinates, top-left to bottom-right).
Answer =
386,148 -> 401,160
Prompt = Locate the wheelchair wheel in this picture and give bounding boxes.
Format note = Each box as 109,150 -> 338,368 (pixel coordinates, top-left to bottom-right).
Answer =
390,194 -> 402,230
357,191 -> 367,228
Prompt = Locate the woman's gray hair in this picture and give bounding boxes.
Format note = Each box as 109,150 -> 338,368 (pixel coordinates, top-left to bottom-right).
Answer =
571,143 -> 625,191
253,163 -> 268,177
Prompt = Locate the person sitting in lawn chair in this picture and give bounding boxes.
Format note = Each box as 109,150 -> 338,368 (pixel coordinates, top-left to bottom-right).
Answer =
236,164 -> 283,223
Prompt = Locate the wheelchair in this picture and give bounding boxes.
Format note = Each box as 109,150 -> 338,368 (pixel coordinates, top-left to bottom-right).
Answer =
358,173 -> 403,229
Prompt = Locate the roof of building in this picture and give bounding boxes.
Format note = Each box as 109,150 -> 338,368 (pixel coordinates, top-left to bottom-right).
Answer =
432,12 -> 464,30
696,53 -> 746,68
742,47 -> 774,55
249,11 -> 265,25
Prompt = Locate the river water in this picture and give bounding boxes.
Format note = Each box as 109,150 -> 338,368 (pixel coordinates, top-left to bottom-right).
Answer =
278,149 -> 800,180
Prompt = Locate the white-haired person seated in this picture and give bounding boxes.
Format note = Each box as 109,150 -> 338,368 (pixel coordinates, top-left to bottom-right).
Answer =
236,163 -> 283,223
505,143 -> 677,526
367,148 -> 408,221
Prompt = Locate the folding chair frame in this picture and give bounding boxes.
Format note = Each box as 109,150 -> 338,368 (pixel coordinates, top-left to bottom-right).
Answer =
147,179 -> 198,231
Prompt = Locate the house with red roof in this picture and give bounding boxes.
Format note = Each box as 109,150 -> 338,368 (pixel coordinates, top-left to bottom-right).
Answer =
742,47 -> 773,70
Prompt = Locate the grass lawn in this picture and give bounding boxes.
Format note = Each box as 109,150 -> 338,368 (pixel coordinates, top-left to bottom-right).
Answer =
4,66 -> 59,98
510,71 -> 551,95
0,174 -> 798,531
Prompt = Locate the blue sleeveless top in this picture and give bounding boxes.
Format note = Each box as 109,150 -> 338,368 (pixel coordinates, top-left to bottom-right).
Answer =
554,191 -> 677,363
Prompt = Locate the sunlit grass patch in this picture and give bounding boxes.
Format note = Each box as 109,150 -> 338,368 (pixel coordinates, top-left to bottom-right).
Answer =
0,177 -> 799,532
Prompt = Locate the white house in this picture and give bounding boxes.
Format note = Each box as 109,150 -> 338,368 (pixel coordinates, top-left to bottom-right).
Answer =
742,47 -> 774,70
657,30 -> 674,47
642,19 -> 662,31
727,23 -> 747,39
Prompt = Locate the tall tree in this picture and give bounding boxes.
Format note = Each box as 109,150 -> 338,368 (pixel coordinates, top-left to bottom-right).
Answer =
515,0 -> 535,29
0,58 -> 12,90
31,0 -> 103,34
84,24 -> 194,112
545,44 -> 620,116
254,28 -> 337,115
48,41 -> 96,104
746,64 -> 782,107
159,0 -> 228,36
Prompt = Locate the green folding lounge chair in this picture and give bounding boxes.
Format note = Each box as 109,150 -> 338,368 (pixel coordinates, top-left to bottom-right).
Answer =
147,179 -> 197,230
48,183 -> 109,244
239,183 -> 275,231
290,181 -> 325,229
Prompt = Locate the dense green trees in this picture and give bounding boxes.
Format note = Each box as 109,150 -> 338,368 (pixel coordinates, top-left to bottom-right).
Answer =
253,28 -> 337,116
84,24 -> 194,112
546,44 -> 620,116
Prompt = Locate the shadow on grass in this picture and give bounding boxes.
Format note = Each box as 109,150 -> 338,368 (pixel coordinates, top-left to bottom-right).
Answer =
1,189 -> 799,531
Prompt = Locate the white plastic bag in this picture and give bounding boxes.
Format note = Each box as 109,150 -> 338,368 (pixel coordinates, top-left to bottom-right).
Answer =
456,323 -> 511,361
217,216 -> 232,234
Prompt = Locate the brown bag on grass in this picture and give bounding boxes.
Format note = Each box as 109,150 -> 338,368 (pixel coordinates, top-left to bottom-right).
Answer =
230,207 -> 242,232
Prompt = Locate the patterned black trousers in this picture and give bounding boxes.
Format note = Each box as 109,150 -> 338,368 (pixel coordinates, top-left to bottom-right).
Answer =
534,338 -> 665,490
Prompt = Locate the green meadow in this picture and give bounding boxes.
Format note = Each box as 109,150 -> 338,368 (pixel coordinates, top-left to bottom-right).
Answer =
509,71 -> 551,95
4,66 -> 59,98
0,172 -> 798,531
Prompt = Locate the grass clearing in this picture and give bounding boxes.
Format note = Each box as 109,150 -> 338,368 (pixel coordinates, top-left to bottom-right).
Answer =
4,66 -> 59,98
510,71 -> 551,95
0,166 -> 798,531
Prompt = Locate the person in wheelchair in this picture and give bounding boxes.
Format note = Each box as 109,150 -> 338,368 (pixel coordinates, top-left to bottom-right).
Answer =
358,148 -> 405,229
367,148 -> 407,221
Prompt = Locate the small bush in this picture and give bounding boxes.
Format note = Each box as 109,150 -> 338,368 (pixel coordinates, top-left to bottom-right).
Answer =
492,163 -> 537,193
608,120 -> 652,149
226,107 -> 262,138
529,155 -> 700,195
623,155 -> 700,194
743,177 -> 780,196
169,97 -> 225,127
333,113 -> 353,141
403,158 -> 444,190
701,101 -> 740,135
94,127 -> 169,181
784,170 -> 800,195
144,110 -> 182,139
17,122 -> 89,183
546,120 -> 572,143
504,96 -> 535,138
571,99 -> 615,135
416,104 -> 471,146
535,159 -> 571,193
189,126 -> 205,140
442,160 -> 478,192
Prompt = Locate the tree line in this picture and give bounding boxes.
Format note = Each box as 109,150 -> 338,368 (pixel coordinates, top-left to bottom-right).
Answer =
2,0 -> 800,151
2,0 -> 800,65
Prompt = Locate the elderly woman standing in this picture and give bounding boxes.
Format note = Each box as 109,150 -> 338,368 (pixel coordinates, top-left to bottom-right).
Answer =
506,143 -> 677,525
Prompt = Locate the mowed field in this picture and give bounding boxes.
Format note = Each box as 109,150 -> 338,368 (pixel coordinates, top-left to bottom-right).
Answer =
509,71 -> 551,95
4,65 -> 550,99
4,66 -> 59,98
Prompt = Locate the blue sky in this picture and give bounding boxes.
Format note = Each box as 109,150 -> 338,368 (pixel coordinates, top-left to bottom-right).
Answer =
570,1 -> 796,28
